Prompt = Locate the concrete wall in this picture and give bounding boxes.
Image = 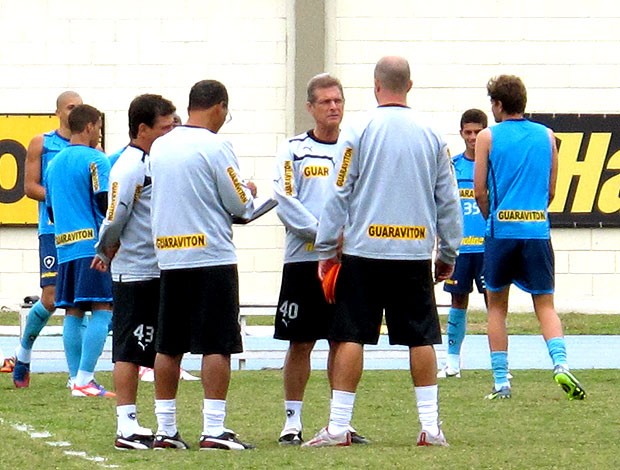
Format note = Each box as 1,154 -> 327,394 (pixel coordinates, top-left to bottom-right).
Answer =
0,0 -> 618,312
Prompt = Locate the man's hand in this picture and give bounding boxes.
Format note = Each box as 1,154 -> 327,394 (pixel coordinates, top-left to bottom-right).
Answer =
434,257 -> 454,284
90,255 -> 108,272
243,180 -> 258,198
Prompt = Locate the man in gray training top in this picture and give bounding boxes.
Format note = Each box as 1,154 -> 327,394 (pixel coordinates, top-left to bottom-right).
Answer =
305,56 -> 462,448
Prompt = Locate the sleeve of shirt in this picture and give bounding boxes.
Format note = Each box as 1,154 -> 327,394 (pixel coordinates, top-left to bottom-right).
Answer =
91,150 -> 111,195
273,139 -> 320,241
213,139 -> 254,219
96,156 -> 140,256
434,140 -> 463,264
315,126 -> 360,260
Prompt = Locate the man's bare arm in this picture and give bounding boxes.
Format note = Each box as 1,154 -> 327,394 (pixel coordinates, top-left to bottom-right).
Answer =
24,134 -> 45,201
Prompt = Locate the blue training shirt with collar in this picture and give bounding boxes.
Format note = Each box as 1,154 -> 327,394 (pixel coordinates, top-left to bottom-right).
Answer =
45,144 -> 110,263
453,152 -> 485,253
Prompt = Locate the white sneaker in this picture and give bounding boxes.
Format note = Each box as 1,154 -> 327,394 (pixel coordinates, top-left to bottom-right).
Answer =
417,429 -> 449,447
301,427 -> 351,448
138,367 -> 154,382
180,369 -> 200,381
437,365 -> 461,378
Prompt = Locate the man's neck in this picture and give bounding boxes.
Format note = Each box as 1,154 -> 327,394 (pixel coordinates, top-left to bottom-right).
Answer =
313,126 -> 339,143
57,126 -> 71,140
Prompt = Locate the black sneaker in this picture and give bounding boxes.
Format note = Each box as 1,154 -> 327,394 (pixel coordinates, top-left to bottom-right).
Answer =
153,432 -> 189,450
278,430 -> 302,446
199,431 -> 254,450
114,433 -> 154,450
350,431 -> 370,445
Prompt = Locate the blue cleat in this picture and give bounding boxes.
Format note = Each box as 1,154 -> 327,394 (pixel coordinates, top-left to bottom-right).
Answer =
12,360 -> 30,388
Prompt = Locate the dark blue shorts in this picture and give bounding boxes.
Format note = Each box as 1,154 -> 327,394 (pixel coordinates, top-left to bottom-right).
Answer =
39,233 -> 58,288
483,238 -> 554,294
56,257 -> 113,310
443,252 -> 485,295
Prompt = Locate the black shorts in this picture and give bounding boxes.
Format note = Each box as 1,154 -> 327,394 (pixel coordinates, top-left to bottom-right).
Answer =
112,278 -> 160,368
156,265 -> 243,356
330,255 -> 442,347
274,261 -> 335,342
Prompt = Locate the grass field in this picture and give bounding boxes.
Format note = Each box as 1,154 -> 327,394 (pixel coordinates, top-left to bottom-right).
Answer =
2,310 -> 619,334
0,369 -> 618,469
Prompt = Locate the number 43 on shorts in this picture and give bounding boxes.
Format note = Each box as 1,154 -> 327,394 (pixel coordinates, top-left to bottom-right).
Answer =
133,324 -> 155,351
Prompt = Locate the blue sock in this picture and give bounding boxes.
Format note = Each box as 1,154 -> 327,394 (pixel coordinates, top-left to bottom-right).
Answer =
447,308 -> 467,356
63,315 -> 84,378
546,337 -> 567,367
78,310 -> 112,374
20,300 -> 53,351
490,351 -> 510,389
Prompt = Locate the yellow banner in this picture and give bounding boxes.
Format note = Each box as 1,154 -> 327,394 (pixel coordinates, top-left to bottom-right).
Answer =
0,114 -> 58,225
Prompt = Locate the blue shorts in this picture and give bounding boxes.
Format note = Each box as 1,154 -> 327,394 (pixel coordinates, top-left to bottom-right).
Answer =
443,252 -> 485,295
483,238 -> 554,294
39,234 -> 58,288
56,257 -> 113,310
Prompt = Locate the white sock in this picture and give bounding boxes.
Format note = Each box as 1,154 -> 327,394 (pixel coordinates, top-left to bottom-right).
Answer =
203,399 -> 226,437
155,399 -> 177,437
283,400 -> 303,432
415,385 -> 439,436
446,354 -> 460,371
16,345 -> 32,364
327,390 -> 355,436
117,404 -> 140,437
75,370 -> 94,387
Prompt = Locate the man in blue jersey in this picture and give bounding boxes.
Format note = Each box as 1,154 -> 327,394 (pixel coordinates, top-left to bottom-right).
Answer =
46,104 -> 115,398
13,91 -> 83,388
306,56 -> 461,448
273,73 -> 367,446
93,94 -> 176,449
474,74 -> 586,401
438,109 -> 488,379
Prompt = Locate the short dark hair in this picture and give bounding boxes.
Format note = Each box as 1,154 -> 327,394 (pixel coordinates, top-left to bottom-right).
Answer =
128,94 -> 176,139
306,73 -> 344,103
487,75 -> 527,115
68,104 -> 101,133
460,108 -> 488,129
188,80 -> 228,111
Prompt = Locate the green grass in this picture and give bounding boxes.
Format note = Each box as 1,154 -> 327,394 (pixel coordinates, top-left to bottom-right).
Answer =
2,310 -> 619,334
0,369 -> 618,469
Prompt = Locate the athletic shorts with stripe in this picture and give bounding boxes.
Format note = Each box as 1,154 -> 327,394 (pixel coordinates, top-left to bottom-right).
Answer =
156,265 -> 243,356
39,233 -> 58,288
55,257 -> 113,310
330,255 -> 441,347
112,278 -> 160,368
274,261 -> 335,342
443,252 -> 485,295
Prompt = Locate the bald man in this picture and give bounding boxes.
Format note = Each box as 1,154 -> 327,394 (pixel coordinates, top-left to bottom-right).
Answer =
14,91 -> 83,388
305,56 -> 461,448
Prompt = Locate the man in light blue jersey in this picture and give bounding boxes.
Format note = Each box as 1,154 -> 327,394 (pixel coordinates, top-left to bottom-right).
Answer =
438,109 -> 488,379
93,94 -> 176,449
13,91 -> 83,388
46,104 -> 115,398
305,56 -> 462,448
474,74 -> 586,401
273,73 -> 367,446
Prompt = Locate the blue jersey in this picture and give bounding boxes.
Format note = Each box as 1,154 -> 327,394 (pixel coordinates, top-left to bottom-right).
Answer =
38,131 -> 70,235
107,145 -> 127,168
487,119 -> 552,239
452,153 -> 485,253
45,145 -> 110,263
